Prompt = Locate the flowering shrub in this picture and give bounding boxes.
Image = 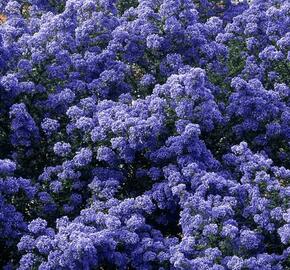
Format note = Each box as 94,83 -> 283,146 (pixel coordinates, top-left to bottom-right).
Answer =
0,0 -> 289,269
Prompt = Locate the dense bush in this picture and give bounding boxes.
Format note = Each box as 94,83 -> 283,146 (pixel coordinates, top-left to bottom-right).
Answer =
0,0 -> 289,269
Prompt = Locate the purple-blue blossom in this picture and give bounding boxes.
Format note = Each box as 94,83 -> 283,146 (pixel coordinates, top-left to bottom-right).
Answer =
0,0 -> 289,268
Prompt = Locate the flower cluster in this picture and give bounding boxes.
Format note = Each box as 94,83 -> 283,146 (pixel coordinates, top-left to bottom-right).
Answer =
0,0 -> 289,269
